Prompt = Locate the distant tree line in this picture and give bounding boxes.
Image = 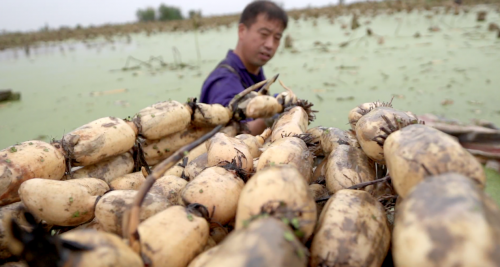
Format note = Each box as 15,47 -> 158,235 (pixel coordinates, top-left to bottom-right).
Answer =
136,4 -> 202,22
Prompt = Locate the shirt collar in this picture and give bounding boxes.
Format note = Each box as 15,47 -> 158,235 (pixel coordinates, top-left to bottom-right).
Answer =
227,50 -> 262,76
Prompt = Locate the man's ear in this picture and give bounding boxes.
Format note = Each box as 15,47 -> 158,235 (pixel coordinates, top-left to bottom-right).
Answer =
237,23 -> 246,40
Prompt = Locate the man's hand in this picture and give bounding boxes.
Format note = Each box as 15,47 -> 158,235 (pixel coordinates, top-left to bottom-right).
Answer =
246,118 -> 267,136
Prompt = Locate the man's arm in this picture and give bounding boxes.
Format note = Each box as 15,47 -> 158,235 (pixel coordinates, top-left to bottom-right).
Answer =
202,72 -> 269,135
202,73 -> 243,107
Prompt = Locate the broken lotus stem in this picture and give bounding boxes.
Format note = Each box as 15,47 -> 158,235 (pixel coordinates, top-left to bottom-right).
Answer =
315,175 -> 391,203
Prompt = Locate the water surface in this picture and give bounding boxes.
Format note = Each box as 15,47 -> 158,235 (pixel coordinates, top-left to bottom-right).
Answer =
1,5 -> 499,201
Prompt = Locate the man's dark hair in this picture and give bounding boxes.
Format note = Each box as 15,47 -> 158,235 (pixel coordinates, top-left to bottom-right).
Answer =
239,1 -> 288,29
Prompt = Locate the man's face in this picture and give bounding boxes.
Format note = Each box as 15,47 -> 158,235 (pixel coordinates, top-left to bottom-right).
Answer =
238,13 -> 284,68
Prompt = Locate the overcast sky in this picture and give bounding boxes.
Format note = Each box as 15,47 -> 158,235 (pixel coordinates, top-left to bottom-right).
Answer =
0,0 -> 347,32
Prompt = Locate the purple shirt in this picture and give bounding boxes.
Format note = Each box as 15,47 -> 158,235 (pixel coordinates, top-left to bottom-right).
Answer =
200,50 -> 266,106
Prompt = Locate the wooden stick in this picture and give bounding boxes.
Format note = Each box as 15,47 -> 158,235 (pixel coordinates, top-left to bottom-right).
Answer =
124,125 -> 223,252
123,75 -> 278,252
466,148 -> 500,159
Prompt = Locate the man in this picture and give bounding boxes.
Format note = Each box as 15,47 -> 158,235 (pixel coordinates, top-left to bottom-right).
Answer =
199,0 -> 288,135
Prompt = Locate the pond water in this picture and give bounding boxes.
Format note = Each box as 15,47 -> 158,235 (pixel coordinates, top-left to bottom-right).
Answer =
1,5 -> 499,202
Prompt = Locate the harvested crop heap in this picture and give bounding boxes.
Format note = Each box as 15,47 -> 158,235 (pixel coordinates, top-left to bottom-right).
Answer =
0,75 -> 499,267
